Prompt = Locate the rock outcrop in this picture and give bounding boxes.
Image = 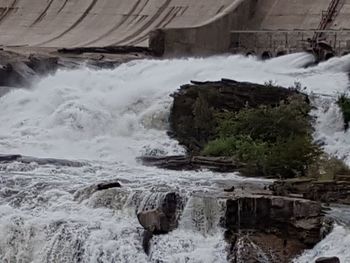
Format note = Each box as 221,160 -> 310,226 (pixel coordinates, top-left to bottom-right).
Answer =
0,47 -> 152,89
139,155 -> 241,172
169,79 -> 306,153
137,192 -> 181,234
137,192 -> 183,255
224,196 -> 328,262
271,178 -> 350,205
135,190 -> 328,262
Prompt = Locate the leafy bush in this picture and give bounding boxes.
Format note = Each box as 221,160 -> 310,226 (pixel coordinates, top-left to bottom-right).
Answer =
202,95 -> 321,178
202,136 -> 267,162
337,94 -> 350,130
217,95 -> 311,142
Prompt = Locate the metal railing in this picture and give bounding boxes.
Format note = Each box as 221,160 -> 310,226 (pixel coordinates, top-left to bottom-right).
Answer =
313,0 -> 341,41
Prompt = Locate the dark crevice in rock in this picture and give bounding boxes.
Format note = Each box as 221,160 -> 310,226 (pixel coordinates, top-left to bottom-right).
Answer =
96,182 -> 122,191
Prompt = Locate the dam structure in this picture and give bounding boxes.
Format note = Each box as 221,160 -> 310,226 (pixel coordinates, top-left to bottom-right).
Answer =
0,0 -> 350,56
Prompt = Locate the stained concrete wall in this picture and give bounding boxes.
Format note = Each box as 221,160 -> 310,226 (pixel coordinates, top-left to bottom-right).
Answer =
153,0 -> 350,55
151,0 -> 257,56
1,0 -> 350,55
0,0 -> 235,48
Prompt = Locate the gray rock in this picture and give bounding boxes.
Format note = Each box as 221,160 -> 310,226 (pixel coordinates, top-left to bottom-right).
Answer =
138,209 -> 171,234
137,192 -> 181,234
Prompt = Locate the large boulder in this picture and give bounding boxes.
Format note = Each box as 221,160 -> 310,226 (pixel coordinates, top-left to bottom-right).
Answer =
137,209 -> 172,234
137,192 -> 181,234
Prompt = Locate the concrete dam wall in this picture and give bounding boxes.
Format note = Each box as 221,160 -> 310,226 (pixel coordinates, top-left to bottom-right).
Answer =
0,0 -> 236,48
0,0 -> 350,56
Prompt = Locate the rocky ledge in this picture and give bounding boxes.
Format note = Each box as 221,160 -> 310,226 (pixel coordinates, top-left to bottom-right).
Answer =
0,46 -> 153,89
136,191 -> 329,262
139,155 -> 242,172
271,178 -> 350,205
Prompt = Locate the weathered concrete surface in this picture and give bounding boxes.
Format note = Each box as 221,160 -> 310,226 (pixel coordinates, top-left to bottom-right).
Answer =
0,0 -> 236,48
1,0 -> 350,56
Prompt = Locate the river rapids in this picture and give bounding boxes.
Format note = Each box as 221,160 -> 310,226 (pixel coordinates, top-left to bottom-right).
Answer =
0,53 -> 350,262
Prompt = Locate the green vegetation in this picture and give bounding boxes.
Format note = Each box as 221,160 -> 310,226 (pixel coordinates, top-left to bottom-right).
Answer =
202,95 -> 322,178
308,154 -> 350,181
337,94 -> 350,130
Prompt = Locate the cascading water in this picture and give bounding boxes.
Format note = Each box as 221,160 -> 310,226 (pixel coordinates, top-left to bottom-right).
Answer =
0,53 -> 350,262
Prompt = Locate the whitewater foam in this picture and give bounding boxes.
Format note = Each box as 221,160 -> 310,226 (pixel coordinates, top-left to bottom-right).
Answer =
0,53 -> 350,262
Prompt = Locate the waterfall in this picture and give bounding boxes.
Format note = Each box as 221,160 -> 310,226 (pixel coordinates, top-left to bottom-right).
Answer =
0,53 -> 350,262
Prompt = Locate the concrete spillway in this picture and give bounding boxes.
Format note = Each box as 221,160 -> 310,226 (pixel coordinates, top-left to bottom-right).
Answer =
0,0 -> 236,48
0,0 -> 350,55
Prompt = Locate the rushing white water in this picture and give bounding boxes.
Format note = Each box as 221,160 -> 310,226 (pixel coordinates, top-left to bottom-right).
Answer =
0,53 -> 350,262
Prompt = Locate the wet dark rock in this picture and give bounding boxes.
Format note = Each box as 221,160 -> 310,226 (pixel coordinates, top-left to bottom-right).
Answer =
271,179 -> 350,205
26,54 -> 59,75
137,192 -> 181,234
224,186 -> 235,192
315,257 -> 340,263
169,79 -> 306,153
142,230 -> 154,255
0,48 -> 153,89
138,209 -> 171,234
225,195 -> 327,262
73,181 -> 126,205
0,154 -> 22,162
139,155 -> 241,172
0,61 -> 36,87
227,233 -> 307,263
96,182 -> 122,191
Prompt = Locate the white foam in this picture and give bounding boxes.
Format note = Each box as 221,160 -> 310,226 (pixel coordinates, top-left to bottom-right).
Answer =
0,53 -> 350,262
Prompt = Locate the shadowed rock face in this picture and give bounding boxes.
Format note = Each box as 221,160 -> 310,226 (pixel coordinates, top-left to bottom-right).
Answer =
271,179 -> 350,205
135,190 -> 327,261
225,196 -> 324,245
169,79 -> 306,153
137,192 -> 181,234
224,196 -> 327,262
0,51 -> 59,87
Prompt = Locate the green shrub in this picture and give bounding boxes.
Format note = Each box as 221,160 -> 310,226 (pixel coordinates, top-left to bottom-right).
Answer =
202,135 -> 267,162
308,154 -> 350,180
202,95 -> 321,178
264,135 -> 321,178
337,94 -> 350,130
217,95 -> 311,143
